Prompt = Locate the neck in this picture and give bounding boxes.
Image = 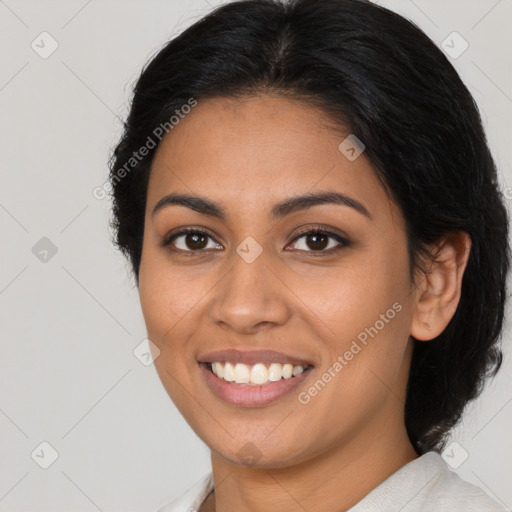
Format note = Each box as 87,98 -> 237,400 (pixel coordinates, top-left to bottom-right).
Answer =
206,417 -> 418,512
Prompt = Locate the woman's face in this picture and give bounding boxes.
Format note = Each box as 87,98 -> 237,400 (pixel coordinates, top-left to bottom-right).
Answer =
139,94 -> 417,468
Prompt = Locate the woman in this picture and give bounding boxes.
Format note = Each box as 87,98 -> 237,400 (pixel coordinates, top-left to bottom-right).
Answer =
108,0 -> 510,510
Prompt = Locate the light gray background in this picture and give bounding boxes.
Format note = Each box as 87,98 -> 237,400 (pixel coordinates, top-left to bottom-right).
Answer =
1,0 -> 511,511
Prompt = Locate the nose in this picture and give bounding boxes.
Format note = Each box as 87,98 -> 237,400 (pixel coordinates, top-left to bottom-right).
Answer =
208,250 -> 292,335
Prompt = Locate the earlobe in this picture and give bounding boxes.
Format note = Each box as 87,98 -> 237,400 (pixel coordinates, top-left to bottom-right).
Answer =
411,231 -> 471,341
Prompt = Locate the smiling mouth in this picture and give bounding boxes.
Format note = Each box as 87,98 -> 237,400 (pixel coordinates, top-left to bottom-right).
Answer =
202,361 -> 314,386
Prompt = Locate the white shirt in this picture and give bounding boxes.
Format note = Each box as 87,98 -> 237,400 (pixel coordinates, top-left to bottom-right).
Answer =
153,451 -> 508,511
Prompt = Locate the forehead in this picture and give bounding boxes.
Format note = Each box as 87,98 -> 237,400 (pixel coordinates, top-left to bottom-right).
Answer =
146,94 -> 394,222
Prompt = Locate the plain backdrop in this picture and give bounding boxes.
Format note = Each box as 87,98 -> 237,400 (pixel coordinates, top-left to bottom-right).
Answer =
1,0 -> 511,511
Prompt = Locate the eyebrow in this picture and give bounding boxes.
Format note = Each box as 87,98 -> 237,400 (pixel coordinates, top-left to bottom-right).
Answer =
152,190 -> 371,221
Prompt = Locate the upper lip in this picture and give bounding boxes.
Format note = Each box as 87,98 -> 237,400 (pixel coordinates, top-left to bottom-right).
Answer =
198,348 -> 314,367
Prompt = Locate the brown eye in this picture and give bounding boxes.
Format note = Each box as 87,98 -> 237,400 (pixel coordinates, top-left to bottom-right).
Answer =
304,232 -> 329,250
163,229 -> 222,252
182,232 -> 208,250
288,229 -> 349,253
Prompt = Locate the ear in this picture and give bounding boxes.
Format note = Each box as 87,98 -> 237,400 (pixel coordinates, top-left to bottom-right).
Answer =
411,231 -> 471,341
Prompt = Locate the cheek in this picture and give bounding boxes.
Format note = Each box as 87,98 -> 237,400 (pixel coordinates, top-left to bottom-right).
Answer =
139,249 -> 201,340
309,240 -> 413,387
305,245 -> 410,337
139,255 -> 198,408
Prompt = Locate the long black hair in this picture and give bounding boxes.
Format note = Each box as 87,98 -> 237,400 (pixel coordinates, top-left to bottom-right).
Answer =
108,0 -> 510,454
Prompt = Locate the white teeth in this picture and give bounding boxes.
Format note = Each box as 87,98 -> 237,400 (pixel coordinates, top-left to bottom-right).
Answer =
292,365 -> 304,376
209,361 -> 308,385
223,362 -> 236,382
250,363 -> 268,385
282,363 -> 293,379
268,363 -> 282,381
212,362 -> 223,378
234,363 -> 250,383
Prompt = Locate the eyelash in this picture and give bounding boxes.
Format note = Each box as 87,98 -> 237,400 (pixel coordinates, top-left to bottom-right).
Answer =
161,226 -> 350,256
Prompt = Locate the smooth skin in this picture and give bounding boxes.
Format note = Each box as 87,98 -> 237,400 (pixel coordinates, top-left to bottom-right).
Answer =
138,94 -> 471,512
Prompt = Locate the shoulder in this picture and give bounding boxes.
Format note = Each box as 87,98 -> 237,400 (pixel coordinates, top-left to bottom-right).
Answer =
348,452 -> 508,512
423,453 -> 507,512
152,473 -> 213,512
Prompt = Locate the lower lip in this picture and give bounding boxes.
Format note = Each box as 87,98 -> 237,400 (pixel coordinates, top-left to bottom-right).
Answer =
199,363 -> 313,407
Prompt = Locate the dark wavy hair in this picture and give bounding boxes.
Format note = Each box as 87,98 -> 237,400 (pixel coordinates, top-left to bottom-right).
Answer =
108,0 -> 510,454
